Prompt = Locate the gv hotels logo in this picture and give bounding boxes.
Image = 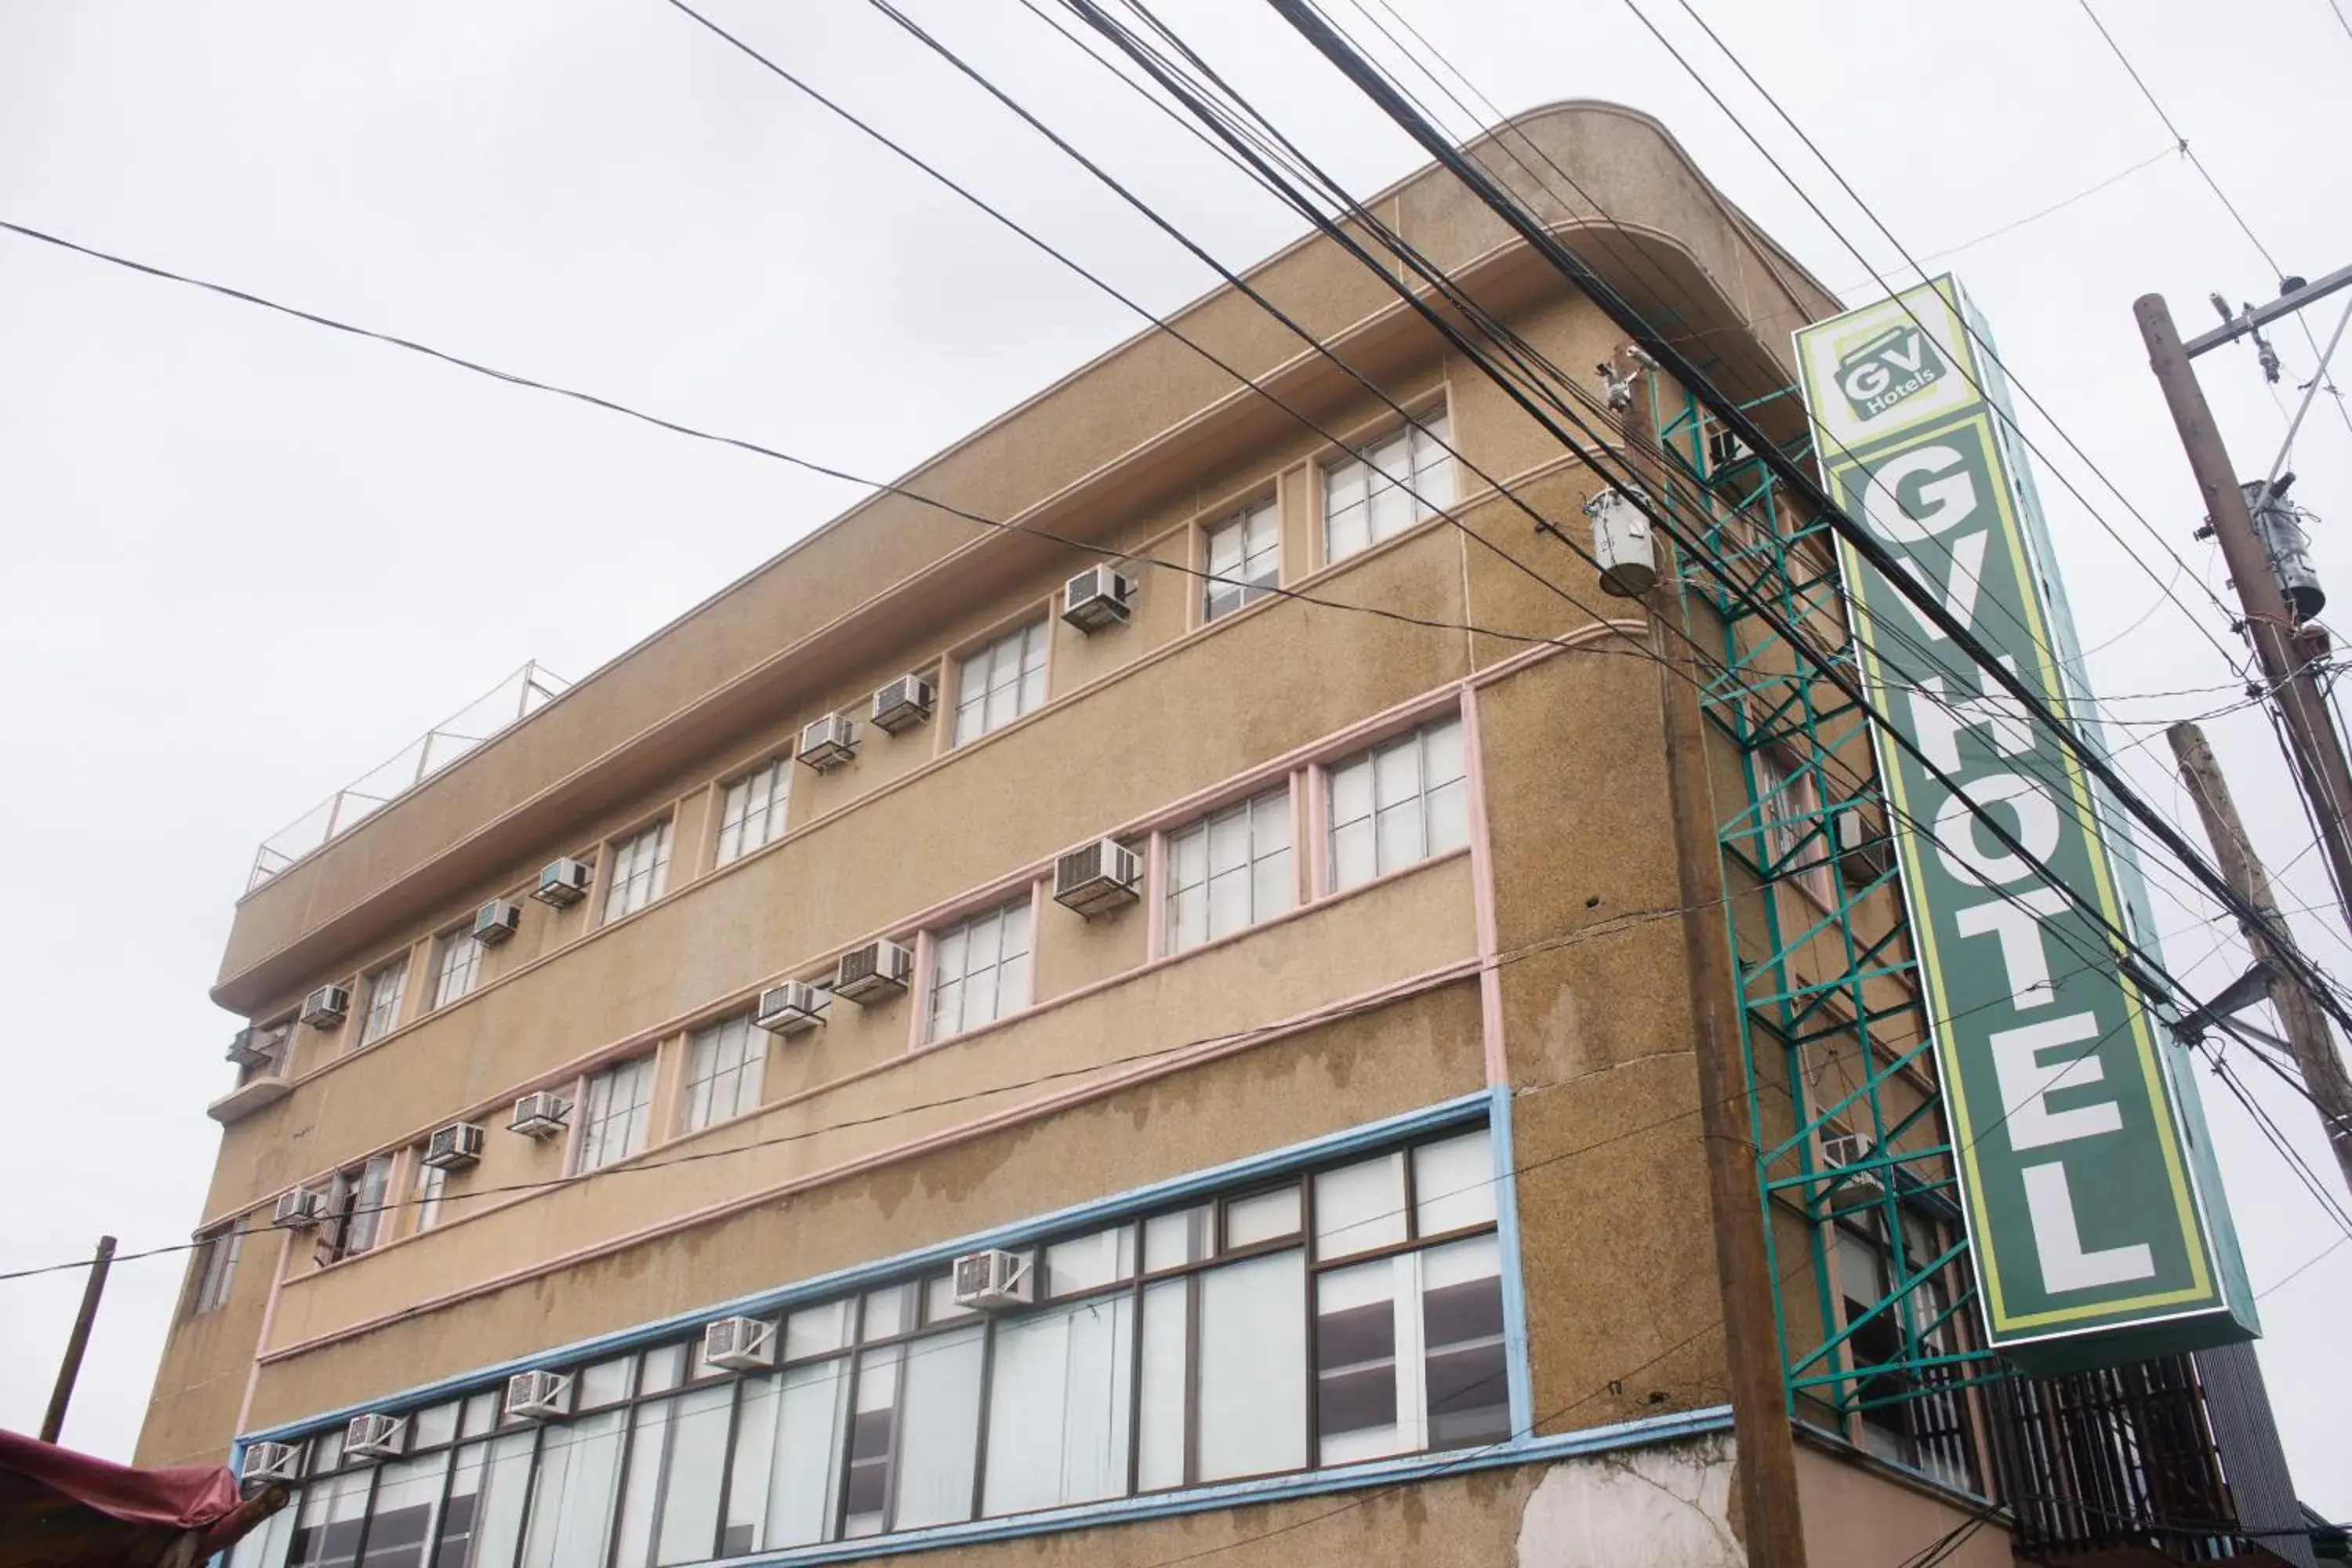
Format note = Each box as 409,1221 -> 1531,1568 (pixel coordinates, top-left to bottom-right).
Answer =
1836,320 -> 1947,423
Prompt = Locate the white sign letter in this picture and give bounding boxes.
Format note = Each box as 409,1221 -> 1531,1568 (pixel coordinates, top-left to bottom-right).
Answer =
1907,670 -> 2034,775
1864,445 -> 1980,543
1933,773 -> 2061,887
2024,1162 -> 2156,1291
1989,1012 -> 2122,1151
1954,888 -> 2070,1009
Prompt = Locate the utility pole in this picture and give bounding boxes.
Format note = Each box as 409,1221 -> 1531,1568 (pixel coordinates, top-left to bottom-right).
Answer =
2169,722 -> 2352,1200
2136,294 -> 2352,940
1615,347 -> 1809,1568
39,1235 -> 116,1444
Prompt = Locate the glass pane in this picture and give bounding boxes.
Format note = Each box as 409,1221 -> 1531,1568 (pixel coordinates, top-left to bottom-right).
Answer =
1413,1131 -> 1497,1236
639,1345 -> 684,1396
863,1283 -> 915,1341
1137,1278 -> 1189,1491
1315,1154 -> 1407,1259
1316,1258 -> 1405,1465
1331,818 -> 1376,892
1207,808 -> 1250,875
1375,800 -> 1423,875
411,1402 -> 459,1451
288,1468 -> 368,1568
1044,1225 -> 1134,1297
1143,1206 -> 1210,1271
1168,884 -> 1207,955
459,1393 -> 502,1440
1225,1185 -> 1301,1248
360,1452 -> 450,1568
983,1295 -> 1135,1516
654,1385 -> 732,1566
782,1298 -> 851,1361
610,1399 -> 670,1568
894,1325 -> 986,1530
577,1357 -> 633,1409
1328,758 -> 1372,830
1373,737 -> 1420,810
1169,826 -> 1207,891
1207,867 -> 1250,941
1196,1251 -> 1307,1482
1427,778 -> 1469,857
1423,1236 -> 1509,1447
517,1410 -> 624,1568
760,1359 -> 851,1551
1252,845 -> 1294,923
444,1432 -> 533,1568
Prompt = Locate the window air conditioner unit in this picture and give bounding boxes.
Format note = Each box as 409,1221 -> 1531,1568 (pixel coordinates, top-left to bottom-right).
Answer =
504,1369 -> 574,1422
1835,804 -> 1894,888
272,1187 -> 327,1230
835,939 -> 913,1002
423,1122 -> 486,1171
870,673 -> 936,735
701,1316 -> 776,1372
241,1441 -> 303,1487
1052,839 -> 1142,917
1820,1125 -> 1887,1210
950,1248 -> 1036,1311
343,1412 -> 408,1461
300,985 -> 350,1029
534,857 -> 593,908
510,1091 -> 572,1140
754,981 -> 829,1036
472,899 -> 523,946
1062,564 -> 1136,632
226,1027 -> 279,1069
797,713 -> 858,772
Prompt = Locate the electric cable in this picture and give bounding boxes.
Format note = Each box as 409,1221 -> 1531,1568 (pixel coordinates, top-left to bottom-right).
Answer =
1229,0 -> 2352,1038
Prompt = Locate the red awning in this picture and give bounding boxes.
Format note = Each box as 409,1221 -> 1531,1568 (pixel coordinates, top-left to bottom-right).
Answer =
0,1429 -> 284,1568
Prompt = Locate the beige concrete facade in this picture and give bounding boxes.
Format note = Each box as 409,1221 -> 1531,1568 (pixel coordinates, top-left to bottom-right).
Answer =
144,102 -> 2021,1568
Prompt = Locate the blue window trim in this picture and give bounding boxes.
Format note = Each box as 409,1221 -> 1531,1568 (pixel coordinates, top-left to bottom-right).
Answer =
238,1087 -> 1498,1449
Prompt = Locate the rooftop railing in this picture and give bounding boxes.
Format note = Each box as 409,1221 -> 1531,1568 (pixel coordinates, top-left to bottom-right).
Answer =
246,661 -> 569,891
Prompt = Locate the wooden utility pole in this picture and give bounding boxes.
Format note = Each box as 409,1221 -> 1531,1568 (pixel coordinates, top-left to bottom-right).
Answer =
40,1235 -> 116,1444
1616,348 -> 1810,1568
2136,294 -> 2352,940
2169,721 -> 2352,1200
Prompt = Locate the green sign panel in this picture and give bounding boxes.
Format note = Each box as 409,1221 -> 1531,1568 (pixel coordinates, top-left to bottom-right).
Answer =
1795,278 -> 2257,1370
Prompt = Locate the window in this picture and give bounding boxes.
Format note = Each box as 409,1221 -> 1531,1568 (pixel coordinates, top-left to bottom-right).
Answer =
681,1014 -> 766,1133
357,959 -> 408,1047
952,621 -> 1048,747
1835,1208 -> 1980,1493
603,822 -> 673,924
1757,748 -> 1835,905
429,927 -> 482,1011
1165,787 -> 1294,953
1323,411 -> 1454,564
187,1226 -> 241,1316
412,1158 -> 448,1236
320,1155 -> 396,1265
715,760 -> 789,866
248,1123 -> 1507,1567
1325,717 -> 1468,892
578,1058 -> 656,1173
1203,499 -> 1279,622
927,899 -> 1033,1041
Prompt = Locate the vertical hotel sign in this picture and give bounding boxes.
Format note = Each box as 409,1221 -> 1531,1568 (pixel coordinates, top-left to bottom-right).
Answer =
1795,276 -> 2256,1369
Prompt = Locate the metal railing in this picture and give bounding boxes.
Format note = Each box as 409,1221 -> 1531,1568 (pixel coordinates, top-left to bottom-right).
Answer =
247,661 -> 569,891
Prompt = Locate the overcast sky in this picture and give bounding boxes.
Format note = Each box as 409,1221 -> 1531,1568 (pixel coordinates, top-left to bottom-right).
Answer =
3,0 -> 2347,1518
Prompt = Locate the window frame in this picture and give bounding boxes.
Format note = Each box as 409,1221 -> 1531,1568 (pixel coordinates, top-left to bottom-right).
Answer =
428,924 -> 484,1012
680,1012 -> 768,1134
186,1225 -> 242,1317
602,818 -> 676,925
1319,406 -> 1455,567
713,757 -> 791,868
575,1055 -> 658,1174
1320,717 -> 1469,895
1200,495 -> 1281,625
257,1118 -> 1510,1568
319,1153 -> 397,1265
355,956 -> 409,1048
1162,782 -> 1298,955
924,895 -> 1036,1044
949,619 -> 1051,750
1755,745 -> 1837,907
